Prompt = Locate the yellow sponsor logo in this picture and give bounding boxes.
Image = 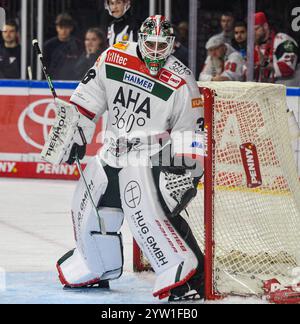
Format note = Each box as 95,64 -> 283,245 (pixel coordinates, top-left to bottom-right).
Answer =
192,97 -> 204,108
113,42 -> 129,51
122,34 -> 129,41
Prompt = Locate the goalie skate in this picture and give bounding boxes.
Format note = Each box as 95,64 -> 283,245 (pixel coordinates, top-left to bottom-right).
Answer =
63,280 -> 110,290
168,273 -> 204,302
168,286 -> 204,302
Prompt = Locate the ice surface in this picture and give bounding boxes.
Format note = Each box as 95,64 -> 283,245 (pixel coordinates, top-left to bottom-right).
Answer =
0,178 -> 265,304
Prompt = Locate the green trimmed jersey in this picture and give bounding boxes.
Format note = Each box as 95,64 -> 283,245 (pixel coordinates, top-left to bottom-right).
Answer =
70,42 -> 204,167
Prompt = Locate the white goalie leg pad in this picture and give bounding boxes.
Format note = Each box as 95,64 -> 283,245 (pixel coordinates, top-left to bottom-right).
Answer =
57,156 -> 124,287
119,166 -> 198,299
57,207 -> 124,287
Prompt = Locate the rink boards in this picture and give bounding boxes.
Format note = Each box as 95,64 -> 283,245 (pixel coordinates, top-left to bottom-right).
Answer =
0,80 -> 104,180
0,80 -> 299,180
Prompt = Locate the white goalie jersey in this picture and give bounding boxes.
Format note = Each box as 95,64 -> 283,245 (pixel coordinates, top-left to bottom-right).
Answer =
70,42 -> 204,168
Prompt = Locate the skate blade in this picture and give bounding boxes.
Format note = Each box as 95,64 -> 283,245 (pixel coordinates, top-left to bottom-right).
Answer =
168,290 -> 204,303
63,281 -> 110,290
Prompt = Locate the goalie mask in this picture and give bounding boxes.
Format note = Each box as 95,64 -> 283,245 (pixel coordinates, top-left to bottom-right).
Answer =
138,15 -> 175,76
105,0 -> 131,18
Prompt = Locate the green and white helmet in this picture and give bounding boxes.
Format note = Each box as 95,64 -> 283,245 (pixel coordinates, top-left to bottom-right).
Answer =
138,15 -> 175,76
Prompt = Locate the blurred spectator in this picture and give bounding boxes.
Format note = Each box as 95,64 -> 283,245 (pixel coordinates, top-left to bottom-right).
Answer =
172,25 -> 189,67
232,21 -> 247,61
232,21 -> 247,80
0,20 -> 20,79
44,13 -> 82,80
215,12 -> 235,45
199,35 -> 244,81
74,28 -> 107,80
177,21 -> 189,48
105,0 -> 140,46
254,12 -> 299,84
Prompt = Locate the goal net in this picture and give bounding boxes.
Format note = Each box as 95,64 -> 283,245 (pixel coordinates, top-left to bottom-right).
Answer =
134,81 -> 300,302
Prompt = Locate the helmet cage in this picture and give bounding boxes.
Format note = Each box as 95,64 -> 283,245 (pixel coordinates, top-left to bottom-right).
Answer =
138,34 -> 175,62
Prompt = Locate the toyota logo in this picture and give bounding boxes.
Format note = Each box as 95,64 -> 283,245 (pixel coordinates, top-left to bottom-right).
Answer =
124,181 -> 142,209
18,98 -> 56,150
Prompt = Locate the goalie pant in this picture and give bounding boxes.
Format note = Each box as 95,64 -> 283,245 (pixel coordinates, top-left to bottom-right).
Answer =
57,156 -> 204,300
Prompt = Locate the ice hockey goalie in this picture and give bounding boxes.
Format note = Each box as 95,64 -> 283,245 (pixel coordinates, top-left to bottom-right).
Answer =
51,15 -> 205,302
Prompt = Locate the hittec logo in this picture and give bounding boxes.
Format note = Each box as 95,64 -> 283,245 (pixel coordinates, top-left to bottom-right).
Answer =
0,7 -> 5,31
106,50 -> 128,66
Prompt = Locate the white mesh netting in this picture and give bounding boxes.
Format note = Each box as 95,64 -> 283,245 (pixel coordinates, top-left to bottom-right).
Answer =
133,82 -> 300,299
187,82 -> 300,297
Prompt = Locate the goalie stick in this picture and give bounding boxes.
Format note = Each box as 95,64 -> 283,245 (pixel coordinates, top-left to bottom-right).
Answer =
32,39 -> 106,234
32,39 -> 58,99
